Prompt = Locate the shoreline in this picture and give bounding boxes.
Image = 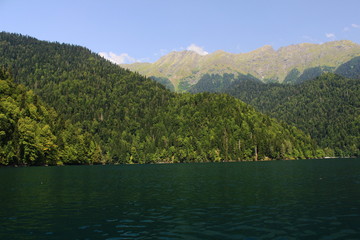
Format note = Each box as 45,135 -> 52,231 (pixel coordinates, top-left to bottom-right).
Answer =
1,156 -> 359,168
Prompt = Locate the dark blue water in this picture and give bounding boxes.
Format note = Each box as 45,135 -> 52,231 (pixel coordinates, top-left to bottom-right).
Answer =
0,158 -> 359,239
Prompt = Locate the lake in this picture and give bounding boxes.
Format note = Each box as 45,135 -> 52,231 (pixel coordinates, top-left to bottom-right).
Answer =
0,158 -> 359,239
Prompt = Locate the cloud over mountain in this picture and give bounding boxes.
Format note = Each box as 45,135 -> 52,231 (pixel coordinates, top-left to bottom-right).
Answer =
98,52 -> 137,64
325,33 -> 336,39
186,44 -> 209,55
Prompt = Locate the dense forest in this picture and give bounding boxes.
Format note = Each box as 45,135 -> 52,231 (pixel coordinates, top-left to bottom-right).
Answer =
335,56 -> 360,79
0,68 -> 103,166
222,73 -> 360,157
283,66 -> 335,84
149,76 -> 175,91
0,32 -> 325,165
189,73 -> 261,93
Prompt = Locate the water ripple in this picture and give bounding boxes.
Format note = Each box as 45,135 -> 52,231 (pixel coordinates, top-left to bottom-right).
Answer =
0,159 -> 359,239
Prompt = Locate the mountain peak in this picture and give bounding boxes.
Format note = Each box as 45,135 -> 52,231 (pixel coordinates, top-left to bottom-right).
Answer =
253,45 -> 275,53
157,50 -> 201,63
321,40 -> 359,49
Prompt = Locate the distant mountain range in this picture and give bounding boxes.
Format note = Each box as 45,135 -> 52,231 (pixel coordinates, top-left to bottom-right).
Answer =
122,40 -> 360,91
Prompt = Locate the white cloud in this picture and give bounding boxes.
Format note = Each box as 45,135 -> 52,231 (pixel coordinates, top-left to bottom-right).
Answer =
352,23 -> 360,29
98,52 -> 137,64
186,44 -> 209,55
325,33 -> 336,39
343,27 -> 350,32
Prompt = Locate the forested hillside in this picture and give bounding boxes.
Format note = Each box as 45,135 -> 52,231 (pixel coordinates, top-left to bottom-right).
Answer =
335,56 -> 360,79
189,73 -> 261,93
225,73 -> 360,157
0,32 -> 324,165
283,66 -> 335,84
0,68 -> 103,166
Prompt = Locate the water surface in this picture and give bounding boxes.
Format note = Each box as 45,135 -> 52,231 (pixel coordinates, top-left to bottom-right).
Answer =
0,158 -> 359,239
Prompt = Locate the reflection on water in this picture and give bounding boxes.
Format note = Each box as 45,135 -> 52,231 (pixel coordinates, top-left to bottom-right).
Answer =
0,158 -> 359,239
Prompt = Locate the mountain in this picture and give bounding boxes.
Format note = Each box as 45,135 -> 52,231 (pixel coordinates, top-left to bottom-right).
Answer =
189,73 -> 262,94
0,32 -> 323,164
335,56 -> 360,79
224,73 -> 360,157
122,41 -> 360,91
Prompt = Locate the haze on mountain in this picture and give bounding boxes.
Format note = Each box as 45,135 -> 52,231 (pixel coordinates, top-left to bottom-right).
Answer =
122,41 -> 360,91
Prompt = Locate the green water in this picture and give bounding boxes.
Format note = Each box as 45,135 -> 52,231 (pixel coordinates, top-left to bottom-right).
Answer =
0,158 -> 359,239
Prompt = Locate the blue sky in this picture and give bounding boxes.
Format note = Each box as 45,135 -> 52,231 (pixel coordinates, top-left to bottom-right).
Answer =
1,0 -> 360,63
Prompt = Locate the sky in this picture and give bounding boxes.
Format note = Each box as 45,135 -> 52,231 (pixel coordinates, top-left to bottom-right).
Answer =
1,0 -> 360,64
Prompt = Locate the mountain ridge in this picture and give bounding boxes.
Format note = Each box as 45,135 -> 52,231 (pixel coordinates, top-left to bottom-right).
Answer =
122,40 -> 360,90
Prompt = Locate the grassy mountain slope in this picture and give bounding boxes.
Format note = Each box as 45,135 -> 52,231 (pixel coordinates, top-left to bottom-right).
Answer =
123,41 -> 360,90
0,32 -> 323,163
